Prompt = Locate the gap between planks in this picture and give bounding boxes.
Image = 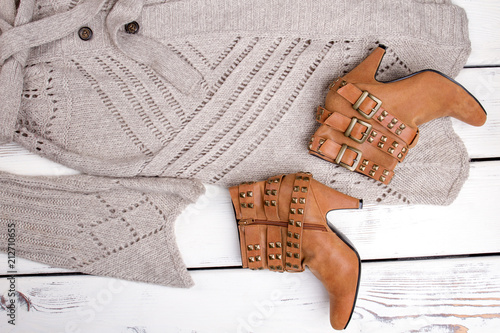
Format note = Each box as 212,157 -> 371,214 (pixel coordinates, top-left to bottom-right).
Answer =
0,255 -> 499,333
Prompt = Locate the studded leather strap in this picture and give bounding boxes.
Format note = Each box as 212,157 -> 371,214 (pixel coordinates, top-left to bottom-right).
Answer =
267,226 -> 285,272
336,82 -> 419,147
309,135 -> 394,184
285,174 -> 309,272
237,182 -> 257,219
241,224 -> 266,270
316,106 -> 409,162
264,175 -> 284,221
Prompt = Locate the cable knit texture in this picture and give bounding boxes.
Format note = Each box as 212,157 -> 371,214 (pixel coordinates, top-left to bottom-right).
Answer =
0,0 -> 472,286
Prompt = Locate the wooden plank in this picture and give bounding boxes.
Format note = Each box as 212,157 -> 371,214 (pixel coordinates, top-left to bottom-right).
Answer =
0,257 -> 71,275
0,143 -> 79,176
0,256 -> 499,332
453,68 -> 500,158
454,0 -> 500,67
2,160 -> 499,274
166,160 -> 500,264
331,160 -> 500,261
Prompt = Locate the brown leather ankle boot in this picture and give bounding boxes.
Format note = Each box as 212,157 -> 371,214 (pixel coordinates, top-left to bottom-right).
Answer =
229,172 -> 362,330
309,45 -> 487,184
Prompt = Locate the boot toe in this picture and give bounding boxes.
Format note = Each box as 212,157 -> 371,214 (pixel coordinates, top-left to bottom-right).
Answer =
328,263 -> 360,330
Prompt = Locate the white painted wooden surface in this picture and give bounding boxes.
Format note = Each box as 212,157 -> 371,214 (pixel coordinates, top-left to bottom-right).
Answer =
0,256 -> 499,333
455,0 -> 500,67
1,1 -> 500,332
453,68 -> 500,158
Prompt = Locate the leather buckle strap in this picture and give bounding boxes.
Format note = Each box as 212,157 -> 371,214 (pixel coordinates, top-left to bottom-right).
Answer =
336,82 -> 418,146
309,136 -> 394,184
352,90 -> 382,119
312,137 -> 362,172
345,117 -> 372,144
316,107 -> 408,161
316,107 -> 372,144
336,144 -> 362,172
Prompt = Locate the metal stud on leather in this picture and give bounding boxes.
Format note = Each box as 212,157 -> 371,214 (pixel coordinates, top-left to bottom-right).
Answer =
229,172 -> 363,330
285,174 -> 309,272
264,175 -> 284,221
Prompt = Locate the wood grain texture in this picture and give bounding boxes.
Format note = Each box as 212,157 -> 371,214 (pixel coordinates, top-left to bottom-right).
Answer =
330,161 -> 500,261
1,256 -> 499,333
453,68 -> 500,158
454,0 -> 500,66
0,143 -> 79,176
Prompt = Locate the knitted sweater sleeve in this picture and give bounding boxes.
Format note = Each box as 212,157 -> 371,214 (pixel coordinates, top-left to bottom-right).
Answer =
0,171 -> 205,287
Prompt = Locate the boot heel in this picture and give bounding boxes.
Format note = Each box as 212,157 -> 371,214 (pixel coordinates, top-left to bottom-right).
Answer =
341,44 -> 387,84
310,178 -> 361,215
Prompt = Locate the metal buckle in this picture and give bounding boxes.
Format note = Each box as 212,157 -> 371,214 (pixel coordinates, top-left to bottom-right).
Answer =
335,144 -> 362,171
344,117 -> 372,143
352,90 -> 382,119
